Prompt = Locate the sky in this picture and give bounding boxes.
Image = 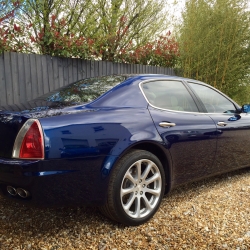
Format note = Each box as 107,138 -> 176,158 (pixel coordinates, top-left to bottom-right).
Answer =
168,0 -> 186,18
166,0 -> 186,31
167,0 -> 250,30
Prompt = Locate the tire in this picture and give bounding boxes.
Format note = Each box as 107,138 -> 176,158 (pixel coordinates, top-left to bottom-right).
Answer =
99,150 -> 165,226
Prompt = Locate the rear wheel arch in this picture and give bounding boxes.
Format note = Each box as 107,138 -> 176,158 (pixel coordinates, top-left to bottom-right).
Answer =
111,141 -> 172,193
131,142 -> 172,193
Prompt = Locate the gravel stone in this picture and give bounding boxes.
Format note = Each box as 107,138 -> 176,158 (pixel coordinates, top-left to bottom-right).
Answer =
0,168 -> 249,249
245,231 -> 250,237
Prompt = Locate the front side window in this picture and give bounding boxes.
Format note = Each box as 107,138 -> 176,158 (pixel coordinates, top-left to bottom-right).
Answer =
188,82 -> 236,113
141,80 -> 199,112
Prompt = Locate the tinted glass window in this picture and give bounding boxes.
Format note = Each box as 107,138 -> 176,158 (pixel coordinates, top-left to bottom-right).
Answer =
43,75 -> 128,104
188,82 -> 236,113
142,80 -> 199,112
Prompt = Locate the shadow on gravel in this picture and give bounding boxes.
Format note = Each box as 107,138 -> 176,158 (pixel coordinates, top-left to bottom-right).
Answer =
167,166 -> 250,197
0,167 -> 249,238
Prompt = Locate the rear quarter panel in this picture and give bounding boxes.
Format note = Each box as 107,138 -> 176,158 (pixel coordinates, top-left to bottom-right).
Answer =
40,107 -> 163,174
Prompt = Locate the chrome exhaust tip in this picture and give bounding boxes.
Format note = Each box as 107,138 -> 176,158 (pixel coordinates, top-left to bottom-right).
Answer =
7,186 -> 17,196
16,188 -> 30,198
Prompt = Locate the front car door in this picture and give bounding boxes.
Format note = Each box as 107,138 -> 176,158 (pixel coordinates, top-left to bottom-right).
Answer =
140,79 -> 218,187
187,81 -> 250,172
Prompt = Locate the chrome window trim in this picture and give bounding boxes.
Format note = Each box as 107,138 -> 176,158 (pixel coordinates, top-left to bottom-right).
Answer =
139,79 -> 239,115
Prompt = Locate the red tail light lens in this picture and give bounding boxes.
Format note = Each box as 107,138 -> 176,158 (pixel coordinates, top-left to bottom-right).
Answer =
12,119 -> 44,159
20,121 -> 43,158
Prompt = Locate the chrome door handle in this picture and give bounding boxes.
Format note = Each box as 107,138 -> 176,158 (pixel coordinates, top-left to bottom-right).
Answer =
217,122 -> 227,127
159,122 -> 176,127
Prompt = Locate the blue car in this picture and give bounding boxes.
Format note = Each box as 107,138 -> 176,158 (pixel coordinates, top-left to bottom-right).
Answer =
0,74 -> 250,226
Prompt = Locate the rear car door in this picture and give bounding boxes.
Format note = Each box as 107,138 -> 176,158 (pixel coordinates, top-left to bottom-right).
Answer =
140,79 -> 218,186
187,81 -> 250,172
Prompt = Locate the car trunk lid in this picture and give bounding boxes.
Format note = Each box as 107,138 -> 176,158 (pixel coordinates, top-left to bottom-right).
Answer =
0,101 -> 92,159
0,112 -> 28,158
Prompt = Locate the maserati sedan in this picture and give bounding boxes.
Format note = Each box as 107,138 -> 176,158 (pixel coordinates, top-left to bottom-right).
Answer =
0,74 -> 250,226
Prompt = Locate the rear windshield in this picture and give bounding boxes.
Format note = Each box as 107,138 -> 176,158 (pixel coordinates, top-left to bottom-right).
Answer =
43,75 -> 128,104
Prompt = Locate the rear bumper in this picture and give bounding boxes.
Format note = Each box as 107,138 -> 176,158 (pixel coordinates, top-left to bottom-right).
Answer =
0,156 -> 111,207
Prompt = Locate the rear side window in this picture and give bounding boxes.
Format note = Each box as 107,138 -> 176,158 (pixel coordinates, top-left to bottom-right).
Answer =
141,80 -> 199,112
188,82 -> 236,113
43,75 -> 127,104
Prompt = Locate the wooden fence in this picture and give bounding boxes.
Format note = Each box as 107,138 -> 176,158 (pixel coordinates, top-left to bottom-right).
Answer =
0,52 -> 175,106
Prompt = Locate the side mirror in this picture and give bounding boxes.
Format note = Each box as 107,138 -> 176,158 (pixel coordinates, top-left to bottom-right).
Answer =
242,104 -> 250,113
228,114 -> 241,121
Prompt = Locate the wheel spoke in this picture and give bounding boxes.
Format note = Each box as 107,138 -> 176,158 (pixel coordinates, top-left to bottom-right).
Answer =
145,187 -> 161,196
135,197 -> 141,218
145,172 -> 160,185
121,186 -> 135,196
135,160 -> 142,180
141,162 -> 153,180
142,195 -> 154,212
124,171 -> 137,185
123,193 -> 136,213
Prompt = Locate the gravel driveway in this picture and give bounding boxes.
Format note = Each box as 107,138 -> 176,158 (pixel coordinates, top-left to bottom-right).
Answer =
0,168 -> 249,250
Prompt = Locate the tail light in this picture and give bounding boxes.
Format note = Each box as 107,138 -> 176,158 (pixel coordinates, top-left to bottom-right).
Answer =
12,119 -> 44,159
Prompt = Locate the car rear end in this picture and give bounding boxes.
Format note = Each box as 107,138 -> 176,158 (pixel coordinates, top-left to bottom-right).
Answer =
0,111 -> 112,207
0,112 -> 44,201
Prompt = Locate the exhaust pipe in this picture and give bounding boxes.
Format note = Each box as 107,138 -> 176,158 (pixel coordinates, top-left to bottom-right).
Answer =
16,188 -> 30,198
7,186 -> 17,196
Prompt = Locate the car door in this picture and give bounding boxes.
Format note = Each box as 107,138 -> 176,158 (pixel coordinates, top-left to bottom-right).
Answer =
187,81 -> 250,172
140,79 -> 218,186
